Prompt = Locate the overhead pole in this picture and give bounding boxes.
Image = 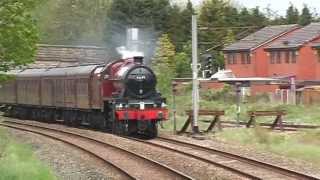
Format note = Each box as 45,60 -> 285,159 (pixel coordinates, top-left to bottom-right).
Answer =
192,15 -> 200,134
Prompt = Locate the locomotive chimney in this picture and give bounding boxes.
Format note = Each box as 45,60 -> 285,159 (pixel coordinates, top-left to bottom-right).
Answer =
134,56 -> 144,64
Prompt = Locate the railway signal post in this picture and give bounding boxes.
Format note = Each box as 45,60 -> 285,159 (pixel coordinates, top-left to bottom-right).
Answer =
192,15 -> 200,134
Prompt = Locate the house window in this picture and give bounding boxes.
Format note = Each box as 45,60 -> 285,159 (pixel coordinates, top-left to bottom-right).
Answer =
291,51 -> 297,63
241,52 -> 251,64
270,52 -> 276,64
246,53 -> 251,64
276,51 -> 281,64
285,51 -> 290,63
241,53 -> 245,64
316,49 -> 320,62
227,53 -> 236,64
227,54 -> 232,64
233,53 -> 237,64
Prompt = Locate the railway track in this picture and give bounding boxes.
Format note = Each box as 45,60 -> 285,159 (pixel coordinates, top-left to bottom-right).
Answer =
2,120 -> 319,180
125,136 -> 319,180
0,121 -> 192,180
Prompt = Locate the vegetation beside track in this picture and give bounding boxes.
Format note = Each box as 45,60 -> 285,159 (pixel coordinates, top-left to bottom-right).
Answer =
160,86 -> 320,165
161,85 -> 320,132
216,128 -> 320,166
0,127 -> 56,180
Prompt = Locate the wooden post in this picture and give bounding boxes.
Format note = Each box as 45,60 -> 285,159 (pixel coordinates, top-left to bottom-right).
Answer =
206,115 -> 221,132
178,116 -> 192,134
247,113 -> 256,128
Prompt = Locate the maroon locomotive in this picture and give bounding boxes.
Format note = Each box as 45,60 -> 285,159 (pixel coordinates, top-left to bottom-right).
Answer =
0,56 -> 168,138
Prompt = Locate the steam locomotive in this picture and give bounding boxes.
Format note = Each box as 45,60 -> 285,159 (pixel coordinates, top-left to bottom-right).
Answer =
0,56 -> 168,138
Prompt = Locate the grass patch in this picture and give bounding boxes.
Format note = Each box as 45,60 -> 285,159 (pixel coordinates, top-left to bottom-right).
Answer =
0,128 -> 56,180
217,128 -> 320,165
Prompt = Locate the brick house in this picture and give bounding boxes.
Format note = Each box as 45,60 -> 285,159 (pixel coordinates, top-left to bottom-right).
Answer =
223,24 -> 300,78
265,23 -> 320,80
221,23 -> 320,101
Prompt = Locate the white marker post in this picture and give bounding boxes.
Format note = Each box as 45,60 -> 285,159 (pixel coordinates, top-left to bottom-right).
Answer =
192,15 -> 200,134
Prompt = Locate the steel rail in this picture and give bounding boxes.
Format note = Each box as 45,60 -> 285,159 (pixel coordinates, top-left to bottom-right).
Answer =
126,136 -> 262,180
156,136 -> 319,180
0,123 -> 135,180
0,121 -> 193,180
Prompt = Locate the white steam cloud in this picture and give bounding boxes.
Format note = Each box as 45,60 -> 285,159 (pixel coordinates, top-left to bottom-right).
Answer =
116,46 -> 144,59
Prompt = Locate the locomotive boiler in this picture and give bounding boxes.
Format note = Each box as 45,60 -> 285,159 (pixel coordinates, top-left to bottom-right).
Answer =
0,56 -> 168,138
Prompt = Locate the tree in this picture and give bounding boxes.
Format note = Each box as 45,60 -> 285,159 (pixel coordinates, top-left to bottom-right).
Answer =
35,0 -> 111,45
174,42 -> 192,78
250,7 -> 268,27
198,0 -> 229,52
299,5 -> 312,26
152,34 -> 176,68
175,52 -> 191,78
286,3 -> 299,24
223,30 -> 236,46
179,0 -> 194,48
167,5 -> 184,51
238,8 -> 251,26
105,0 -> 171,51
0,0 -> 39,76
152,34 -> 176,96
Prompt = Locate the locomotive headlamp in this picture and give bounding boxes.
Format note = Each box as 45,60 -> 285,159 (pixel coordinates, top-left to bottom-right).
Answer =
140,102 -> 145,110
116,104 -> 123,110
161,102 -> 167,108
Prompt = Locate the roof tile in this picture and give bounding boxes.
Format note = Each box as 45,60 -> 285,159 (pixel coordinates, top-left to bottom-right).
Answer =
266,23 -> 320,50
223,24 -> 299,52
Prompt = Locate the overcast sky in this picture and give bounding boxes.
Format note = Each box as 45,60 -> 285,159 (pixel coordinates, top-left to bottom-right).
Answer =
191,0 -> 320,16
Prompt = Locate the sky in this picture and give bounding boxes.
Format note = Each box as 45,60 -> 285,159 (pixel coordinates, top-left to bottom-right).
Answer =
190,0 -> 320,16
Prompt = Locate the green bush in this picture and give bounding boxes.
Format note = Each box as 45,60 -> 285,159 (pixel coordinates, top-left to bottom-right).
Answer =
201,84 -> 234,103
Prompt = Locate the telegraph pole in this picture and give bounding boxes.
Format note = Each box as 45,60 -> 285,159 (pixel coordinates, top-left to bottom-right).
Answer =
192,15 -> 200,134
